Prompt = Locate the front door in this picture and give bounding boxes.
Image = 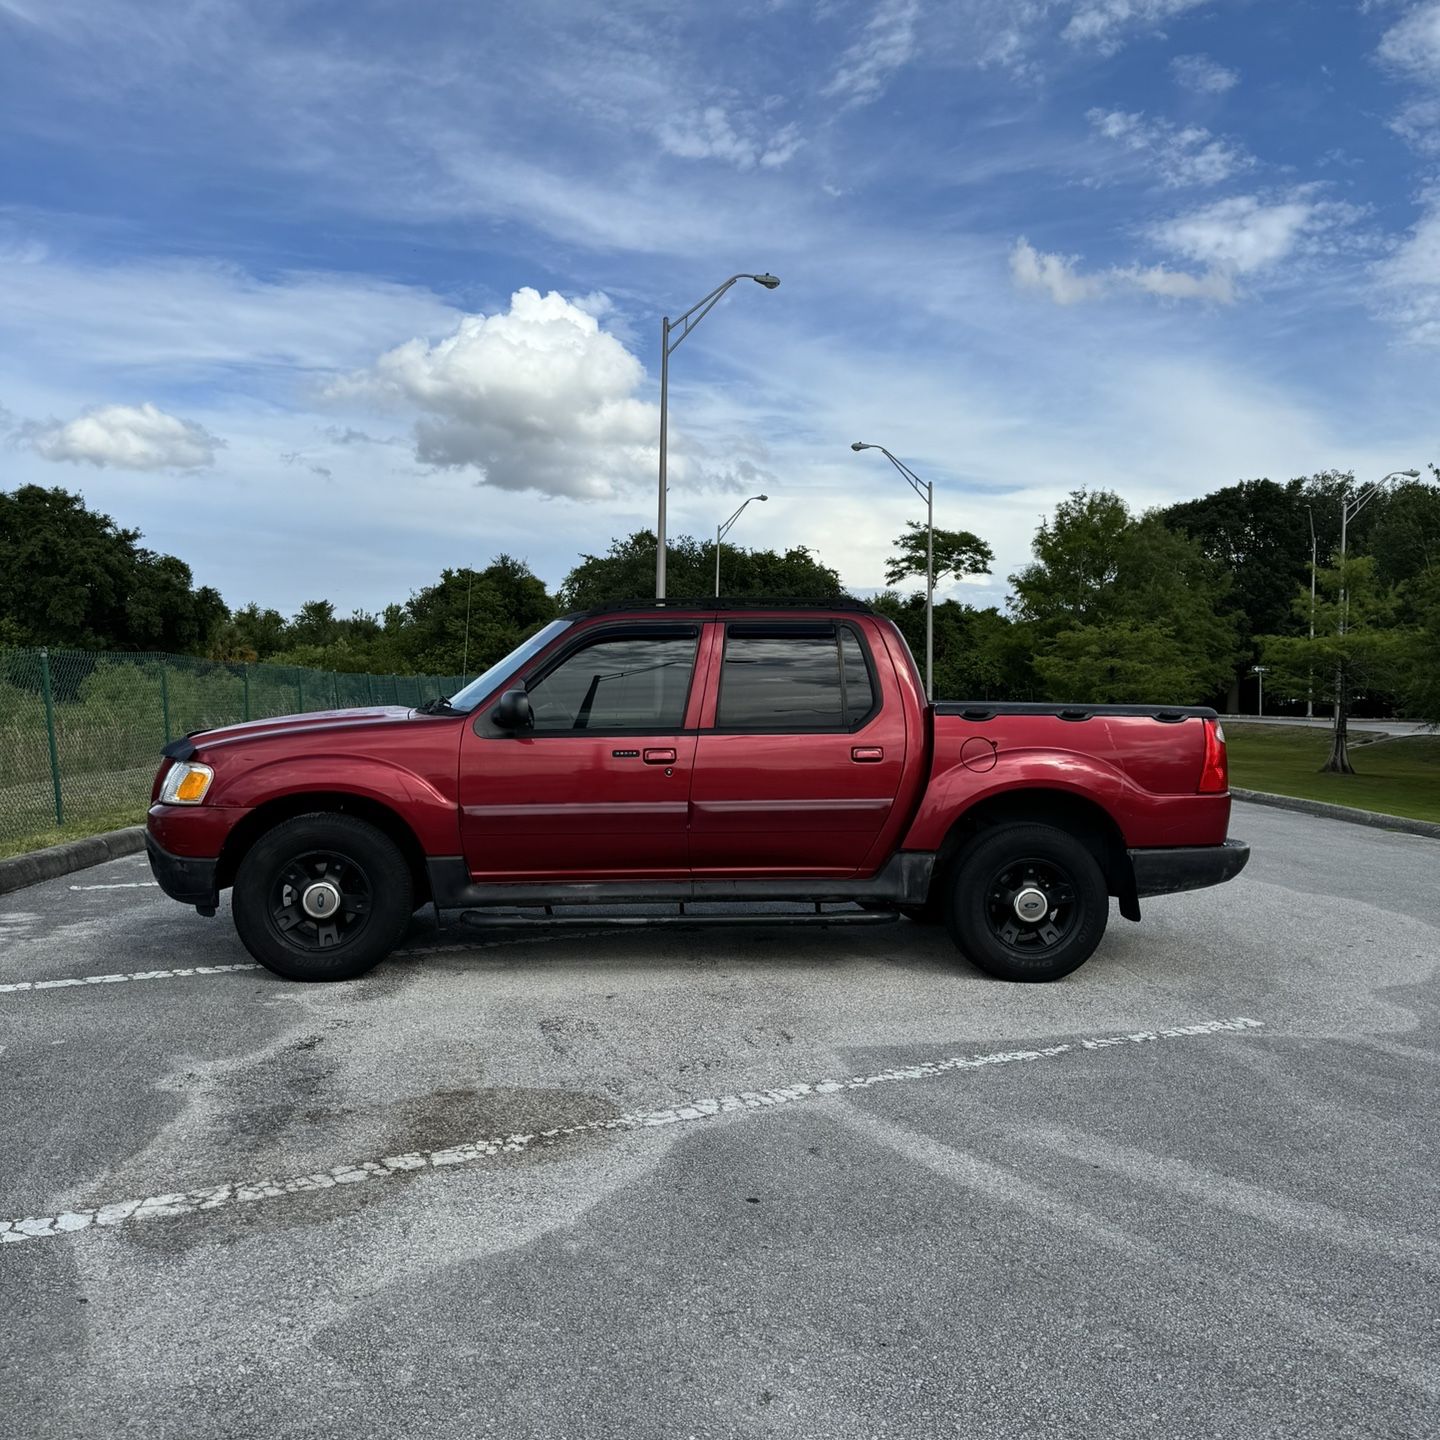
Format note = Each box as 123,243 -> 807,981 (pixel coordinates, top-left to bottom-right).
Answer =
688,620 -> 907,876
458,624 -> 701,880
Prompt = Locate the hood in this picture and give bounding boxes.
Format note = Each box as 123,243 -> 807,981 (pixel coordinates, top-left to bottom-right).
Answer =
190,705 -> 434,752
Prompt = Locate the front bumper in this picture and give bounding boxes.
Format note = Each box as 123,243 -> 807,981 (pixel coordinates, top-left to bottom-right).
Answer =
1129,839 -> 1250,898
145,832 -> 220,913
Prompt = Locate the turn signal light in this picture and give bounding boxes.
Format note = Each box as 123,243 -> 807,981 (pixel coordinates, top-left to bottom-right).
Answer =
1197,720 -> 1228,794
160,761 -> 214,805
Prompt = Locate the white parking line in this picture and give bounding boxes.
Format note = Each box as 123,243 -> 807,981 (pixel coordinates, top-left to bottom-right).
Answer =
0,1017 -> 1264,1245
0,964 -> 260,994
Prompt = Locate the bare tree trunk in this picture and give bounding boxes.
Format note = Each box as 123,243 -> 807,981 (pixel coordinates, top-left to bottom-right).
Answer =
1323,660 -> 1354,774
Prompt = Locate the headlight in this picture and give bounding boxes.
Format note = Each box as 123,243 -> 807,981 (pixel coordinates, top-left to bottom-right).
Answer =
159,761 -> 214,805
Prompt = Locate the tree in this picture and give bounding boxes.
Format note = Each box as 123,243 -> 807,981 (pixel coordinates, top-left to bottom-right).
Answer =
884,522 -> 993,589
0,484 -> 230,652
1259,556 -> 1406,773
1010,490 -> 1239,704
1370,470 -> 1440,590
559,530 -> 844,609
393,557 -> 556,678
1161,472 -> 1366,707
871,593 -> 1034,700
1396,566 -> 1440,723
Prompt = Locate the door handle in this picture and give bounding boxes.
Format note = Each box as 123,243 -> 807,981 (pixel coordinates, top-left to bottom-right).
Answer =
851,746 -> 884,762
643,748 -> 677,765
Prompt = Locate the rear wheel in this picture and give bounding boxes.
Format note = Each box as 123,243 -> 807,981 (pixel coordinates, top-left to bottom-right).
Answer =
946,823 -> 1107,982
232,813 -> 412,981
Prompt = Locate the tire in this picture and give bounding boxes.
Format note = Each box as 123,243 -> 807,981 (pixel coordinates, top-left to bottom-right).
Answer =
945,823 -> 1108,983
231,813 -> 413,982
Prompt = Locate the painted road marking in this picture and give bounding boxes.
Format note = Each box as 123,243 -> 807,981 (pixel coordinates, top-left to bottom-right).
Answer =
0,964 -> 260,994
68,882 -> 159,891
1,932 -> 610,996
0,1017 -> 1264,1245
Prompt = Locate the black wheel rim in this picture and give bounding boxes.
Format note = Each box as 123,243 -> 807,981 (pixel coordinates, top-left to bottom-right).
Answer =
983,856 -> 1079,954
268,849 -> 373,952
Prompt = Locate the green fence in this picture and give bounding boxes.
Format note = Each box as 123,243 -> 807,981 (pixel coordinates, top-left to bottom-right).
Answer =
0,647 -> 464,851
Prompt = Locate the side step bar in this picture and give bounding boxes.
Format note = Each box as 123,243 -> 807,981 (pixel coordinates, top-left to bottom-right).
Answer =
458,904 -> 900,931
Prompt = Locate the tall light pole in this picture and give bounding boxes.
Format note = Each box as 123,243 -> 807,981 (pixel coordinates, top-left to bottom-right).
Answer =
1337,470 -> 1420,625
656,272 -> 780,599
715,494 -> 768,596
1304,503 -> 1316,719
851,441 -> 934,698
1326,468 -> 1421,774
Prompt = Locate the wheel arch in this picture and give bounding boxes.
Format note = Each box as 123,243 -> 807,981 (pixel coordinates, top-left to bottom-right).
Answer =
217,792 -> 431,904
928,788 -> 1139,921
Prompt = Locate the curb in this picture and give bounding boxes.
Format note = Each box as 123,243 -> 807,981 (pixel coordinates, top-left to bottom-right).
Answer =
1231,789 -> 1440,842
0,827 -> 148,896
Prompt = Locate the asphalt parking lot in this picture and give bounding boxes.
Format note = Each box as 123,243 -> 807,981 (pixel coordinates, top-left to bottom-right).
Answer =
2,801 -> 1437,1440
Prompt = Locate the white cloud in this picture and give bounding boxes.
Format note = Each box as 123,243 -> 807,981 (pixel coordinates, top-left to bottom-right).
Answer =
1087,107 -> 1252,186
0,251 -> 460,382
1063,0 -> 1211,53
1377,2 -> 1440,78
1377,3 -> 1440,153
1010,238 -> 1108,304
657,106 -> 802,170
1170,53 -> 1239,93
330,288 -> 657,500
1374,200 -> 1440,344
1117,263 -> 1235,301
823,0 -> 920,104
1148,194 -> 1342,273
1011,237 -> 1232,306
24,402 -> 223,470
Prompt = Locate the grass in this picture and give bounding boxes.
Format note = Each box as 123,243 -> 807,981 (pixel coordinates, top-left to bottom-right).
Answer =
1225,724 -> 1440,824
0,804 -> 147,861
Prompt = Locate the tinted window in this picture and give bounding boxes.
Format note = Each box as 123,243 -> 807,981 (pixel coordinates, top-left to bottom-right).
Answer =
717,628 -> 875,729
529,634 -> 697,731
840,629 -> 875,721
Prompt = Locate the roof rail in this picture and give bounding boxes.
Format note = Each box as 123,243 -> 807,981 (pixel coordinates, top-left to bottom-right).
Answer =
567,596 -> 874,617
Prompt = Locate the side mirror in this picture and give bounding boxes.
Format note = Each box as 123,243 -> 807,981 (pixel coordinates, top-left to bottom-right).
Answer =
492,688 -> 534,732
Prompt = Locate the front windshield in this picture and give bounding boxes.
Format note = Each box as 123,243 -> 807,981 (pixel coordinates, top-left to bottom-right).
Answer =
446,619 -> 572,712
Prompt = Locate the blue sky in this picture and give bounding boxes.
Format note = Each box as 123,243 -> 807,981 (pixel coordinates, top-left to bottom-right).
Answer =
2,0 -> 1438,616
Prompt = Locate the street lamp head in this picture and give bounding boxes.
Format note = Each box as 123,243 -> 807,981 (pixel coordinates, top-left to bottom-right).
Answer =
751,273 -> 781,289
1401,469 -> 1421,478
756,494 -> 769,502
850,441 -> 871,452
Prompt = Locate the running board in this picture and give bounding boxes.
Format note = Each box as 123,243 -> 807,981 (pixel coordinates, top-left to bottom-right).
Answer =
457,904 -> 900,931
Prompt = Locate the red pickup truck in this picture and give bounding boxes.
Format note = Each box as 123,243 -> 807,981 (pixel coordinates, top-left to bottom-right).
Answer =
146,600 -> 1248,984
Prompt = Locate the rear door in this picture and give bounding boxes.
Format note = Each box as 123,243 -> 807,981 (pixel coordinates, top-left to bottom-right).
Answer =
458,623 -> 702,880
688,619 -> 907,876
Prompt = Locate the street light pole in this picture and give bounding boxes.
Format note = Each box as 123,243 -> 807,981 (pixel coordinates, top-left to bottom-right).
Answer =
851,442 -> 934,698
1326,468 -> 1421,773
1304,504 -> 1316,719
1252,664 -> 1268,718
656,273 -> 780,599
715,494 -> 769,596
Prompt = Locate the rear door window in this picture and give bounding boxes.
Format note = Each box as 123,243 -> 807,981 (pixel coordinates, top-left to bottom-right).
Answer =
716,625 -> 875,730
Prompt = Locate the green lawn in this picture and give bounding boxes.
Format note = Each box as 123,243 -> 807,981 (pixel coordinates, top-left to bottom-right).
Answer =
1225,724 -> 1440,824
0,804 -> 146,861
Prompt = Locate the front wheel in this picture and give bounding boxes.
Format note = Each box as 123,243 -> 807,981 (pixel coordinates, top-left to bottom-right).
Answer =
232,813 -> 413,981
946,823 -> 1108,982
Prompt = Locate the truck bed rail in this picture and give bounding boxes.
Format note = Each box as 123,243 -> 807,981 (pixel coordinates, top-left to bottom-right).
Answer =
935,702 -> 1219,723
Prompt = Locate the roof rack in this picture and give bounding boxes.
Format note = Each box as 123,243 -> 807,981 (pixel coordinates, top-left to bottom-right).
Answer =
568,596 -> 874,618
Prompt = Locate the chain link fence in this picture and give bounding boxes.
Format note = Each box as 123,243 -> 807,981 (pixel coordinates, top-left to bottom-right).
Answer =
0,647 -> 464,851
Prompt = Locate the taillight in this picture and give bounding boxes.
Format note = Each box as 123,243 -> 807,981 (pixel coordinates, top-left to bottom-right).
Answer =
1198,719 -> 1228,794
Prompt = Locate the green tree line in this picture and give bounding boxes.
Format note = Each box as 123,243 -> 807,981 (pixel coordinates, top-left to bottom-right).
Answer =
4,473 -> 1438,756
